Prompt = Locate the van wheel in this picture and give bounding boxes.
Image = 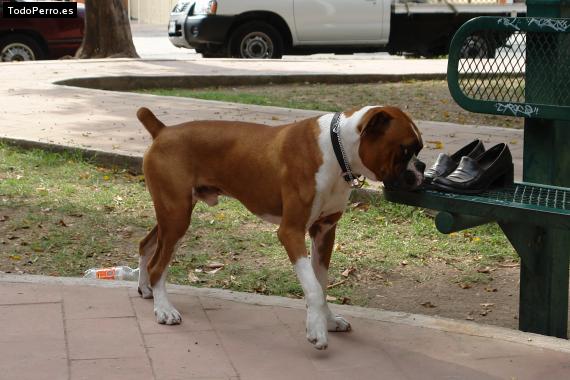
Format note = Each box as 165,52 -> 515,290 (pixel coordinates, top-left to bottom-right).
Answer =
0,34 -> 44,62
229,21 -> 283,59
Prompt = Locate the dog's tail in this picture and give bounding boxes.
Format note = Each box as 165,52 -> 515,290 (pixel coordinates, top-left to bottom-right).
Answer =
137,107 -> 165,139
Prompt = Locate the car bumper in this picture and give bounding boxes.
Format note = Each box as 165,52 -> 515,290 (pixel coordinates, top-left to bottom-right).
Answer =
168,14 -> 234,48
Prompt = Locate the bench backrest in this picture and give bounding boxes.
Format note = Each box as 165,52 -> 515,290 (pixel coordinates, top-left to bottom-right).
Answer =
446,14 -> 570,188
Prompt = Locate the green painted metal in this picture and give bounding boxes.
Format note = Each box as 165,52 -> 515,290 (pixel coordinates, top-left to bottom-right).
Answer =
447,16 -> 570,121
387,1 -> 570,338
435,212 -> 492,234
519,0 -> 570,339
384,182 -> 570,230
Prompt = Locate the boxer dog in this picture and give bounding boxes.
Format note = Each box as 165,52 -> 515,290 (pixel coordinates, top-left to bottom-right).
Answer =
136,106 -> 424,350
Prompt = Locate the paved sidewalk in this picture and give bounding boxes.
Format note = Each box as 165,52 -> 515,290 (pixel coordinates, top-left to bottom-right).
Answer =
1,273 -> 570,380
0,58 -> 523,178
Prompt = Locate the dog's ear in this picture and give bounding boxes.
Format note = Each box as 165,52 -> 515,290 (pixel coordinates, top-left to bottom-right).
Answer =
359,109 -> 393,138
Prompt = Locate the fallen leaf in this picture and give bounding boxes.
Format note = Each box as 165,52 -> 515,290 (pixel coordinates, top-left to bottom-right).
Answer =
341,267 -> 355,277
400,260 -> 408,266
9,255 -> 21,261
103,175 -> 110,181
271,116 -> 280,121
334,243 -> 342,252
188,272 -> 201,283
351,202 -> 370,211
206,262 -> 225,269
459,283 -> 472,289
484,287 -> 498,292
421,301 -> 436,308
498,263 -> 519,268
207,267 -> 223,274
472,237 -> 481,242
426,140 -> 444,149
56,219 -> 67,227
477,266 -> 491,274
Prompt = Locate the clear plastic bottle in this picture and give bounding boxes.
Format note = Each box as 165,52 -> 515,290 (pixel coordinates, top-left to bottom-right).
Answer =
84,266 -> 139,281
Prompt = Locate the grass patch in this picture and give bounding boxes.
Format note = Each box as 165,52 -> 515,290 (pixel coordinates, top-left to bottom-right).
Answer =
0,143 -> 517,305
137,81 -> 523,129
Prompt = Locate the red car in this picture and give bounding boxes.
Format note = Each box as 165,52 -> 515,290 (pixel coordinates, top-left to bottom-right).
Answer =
0,0 -> 85,62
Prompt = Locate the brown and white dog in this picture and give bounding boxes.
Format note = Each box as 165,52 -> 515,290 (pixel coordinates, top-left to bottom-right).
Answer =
136,105 -> 424,350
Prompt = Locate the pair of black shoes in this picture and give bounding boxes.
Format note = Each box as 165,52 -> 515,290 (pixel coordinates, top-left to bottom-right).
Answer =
423,140 -> 514,194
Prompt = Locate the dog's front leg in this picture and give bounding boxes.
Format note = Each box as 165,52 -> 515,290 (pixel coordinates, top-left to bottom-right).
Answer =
278,224 -> 329,350
309,218 -> 351,333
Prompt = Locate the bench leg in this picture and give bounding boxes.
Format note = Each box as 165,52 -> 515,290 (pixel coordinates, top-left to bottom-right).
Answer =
501,223 -> 569,338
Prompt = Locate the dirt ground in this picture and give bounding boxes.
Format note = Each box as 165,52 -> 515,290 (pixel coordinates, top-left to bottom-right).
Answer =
362,262 -> 523,329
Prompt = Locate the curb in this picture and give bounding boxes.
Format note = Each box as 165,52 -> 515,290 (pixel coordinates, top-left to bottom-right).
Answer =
0,137 -> 144,174
55,73 -> 447,92
2,273 -> 570,354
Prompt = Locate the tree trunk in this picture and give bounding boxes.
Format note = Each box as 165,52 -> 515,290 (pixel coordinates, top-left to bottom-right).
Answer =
76,0 -> 139,59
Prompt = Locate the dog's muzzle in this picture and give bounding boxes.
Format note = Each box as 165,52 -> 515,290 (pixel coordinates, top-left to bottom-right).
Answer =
385,158 -> 426,191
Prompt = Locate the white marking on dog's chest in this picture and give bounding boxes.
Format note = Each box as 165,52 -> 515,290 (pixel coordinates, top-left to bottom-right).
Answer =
308,113 -> 358,227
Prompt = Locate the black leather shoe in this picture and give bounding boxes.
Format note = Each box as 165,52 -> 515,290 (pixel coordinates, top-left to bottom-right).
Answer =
431,143 -> 514,194
423,140 -> 485,185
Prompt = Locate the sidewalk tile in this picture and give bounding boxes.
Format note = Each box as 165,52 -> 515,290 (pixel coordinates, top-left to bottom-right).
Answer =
0,303 -> 67,380
66,317 -> 146,360
200,297 -> 283,331
0,338 -> 68,380
132,294 -> 212,334
64,285 -> 135,319
70,357 -> 153,380
144,330 -> 237,379
0,302 -> 64,342
214,325 -> 318,380
0,282 -> 62,305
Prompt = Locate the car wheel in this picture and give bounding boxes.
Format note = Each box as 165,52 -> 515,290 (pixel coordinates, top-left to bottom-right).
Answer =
0,34 -> 44,62
229,21 -> 283,59
460,35 -> 490,59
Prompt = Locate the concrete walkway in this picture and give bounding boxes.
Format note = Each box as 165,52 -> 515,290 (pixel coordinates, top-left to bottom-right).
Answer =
2,273 -> 570,380
0,58 -> 524,178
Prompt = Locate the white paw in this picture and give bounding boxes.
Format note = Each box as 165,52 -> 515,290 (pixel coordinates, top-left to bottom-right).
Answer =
306,308 -> 328,350
154,305 -> 182,325
138,283 -> 153,299
327,314 -> 351,332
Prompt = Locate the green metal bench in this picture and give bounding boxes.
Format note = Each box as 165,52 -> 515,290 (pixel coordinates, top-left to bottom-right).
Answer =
385,2 -> 570,339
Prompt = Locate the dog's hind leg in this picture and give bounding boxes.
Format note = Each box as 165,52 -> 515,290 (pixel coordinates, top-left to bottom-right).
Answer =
138,225 -> 158,299
147,200 -> 195,325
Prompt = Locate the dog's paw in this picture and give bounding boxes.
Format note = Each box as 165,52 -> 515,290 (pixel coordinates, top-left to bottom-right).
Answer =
327,314 -> 351,332
306,308 -> 328,350
154,305 -> 182,325
138,283 -> 153,299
